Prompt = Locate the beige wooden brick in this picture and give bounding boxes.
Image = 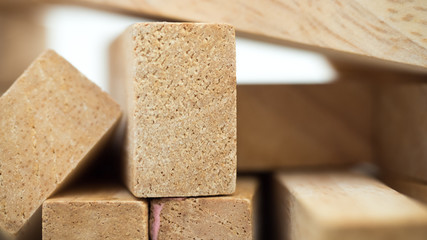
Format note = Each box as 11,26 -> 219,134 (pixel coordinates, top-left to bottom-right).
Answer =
110,23 -> 236,198
149,177 -> 258,240
42,185 -> 148,240
273,171 -> 427,240
0,50 -> 121,239
238,82 -> 374,171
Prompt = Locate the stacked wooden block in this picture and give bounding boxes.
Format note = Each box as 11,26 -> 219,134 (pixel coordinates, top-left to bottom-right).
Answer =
1,1 -> 427,239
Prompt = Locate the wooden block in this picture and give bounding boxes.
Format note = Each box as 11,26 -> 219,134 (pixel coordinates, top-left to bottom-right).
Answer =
238,82 -> 374,171
43,185 -> 149,240
0,6 -> 45,95
110,23 -> 236,197
377,83 -> 427,182
273,171 -> 427,240
0,50 -> 121,239
384,176 -> 427,204
150,177 -> 258,240
51,0 -> 427,71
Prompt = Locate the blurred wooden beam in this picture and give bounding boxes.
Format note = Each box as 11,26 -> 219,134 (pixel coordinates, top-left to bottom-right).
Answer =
46,0 -> 427,72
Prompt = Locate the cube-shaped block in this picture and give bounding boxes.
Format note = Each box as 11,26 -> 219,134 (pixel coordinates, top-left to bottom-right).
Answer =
110,23 -> 237,197
0,50 -> 121,239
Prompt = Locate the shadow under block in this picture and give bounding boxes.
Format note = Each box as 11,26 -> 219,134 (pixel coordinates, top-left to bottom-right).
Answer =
377,83 -> 427,183
110,23 -> 236,198
42,185 -> 149,240
53,0 -> 427,71
273,171 -> 427,240
237,83 -> 374,171
150,178 -> 258,240
0,50 -> 121,239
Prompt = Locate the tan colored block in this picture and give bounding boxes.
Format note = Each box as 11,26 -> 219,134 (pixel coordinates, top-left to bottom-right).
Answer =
0,50 -> 121,239
0,6 -> 45,95
110,23 -> 236,197
273,171 -> 427,240
238,83 -> 374,171
47,0 -> 427,72
150,178 -> 258,240
42,185 -> 149,240
377,83 -> 427,182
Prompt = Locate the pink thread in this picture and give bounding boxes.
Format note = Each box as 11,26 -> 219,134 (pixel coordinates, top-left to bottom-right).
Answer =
151,202 -> 164,240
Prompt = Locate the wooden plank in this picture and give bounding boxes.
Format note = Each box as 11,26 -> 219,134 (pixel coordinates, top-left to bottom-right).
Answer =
49,0 -> 427,71
43,185 -> 149,240
273,171 -> 427,240
0,50 -> 121,239
377,82 -> 427,182
110,23 -> 236,198
150,177 -> 258,240
238,82 -> 374,171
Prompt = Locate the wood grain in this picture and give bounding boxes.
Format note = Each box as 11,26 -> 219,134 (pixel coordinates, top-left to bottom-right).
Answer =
273,171 -> 427,240
48,0 -> 427,71
237,82 -> 374,171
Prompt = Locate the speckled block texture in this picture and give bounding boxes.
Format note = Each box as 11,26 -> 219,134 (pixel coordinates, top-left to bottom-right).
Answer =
149,178 -> 258,240
0,50 -> 121,239
42,185 -> 149,240
110,23 -> 236,198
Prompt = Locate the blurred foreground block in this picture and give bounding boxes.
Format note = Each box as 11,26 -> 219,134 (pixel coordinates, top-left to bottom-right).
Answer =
0,6 -> 45,95
0,50 -> 121,239
110,23 -> 236,198
238,83 -> 374,171
43,185 -> 149,240
273,171 -> 427,240
150,178 -> 258,240
377,83 -> 427,182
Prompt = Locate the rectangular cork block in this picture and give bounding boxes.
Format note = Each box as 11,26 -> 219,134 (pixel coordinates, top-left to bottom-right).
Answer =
42,185 -> 149,240
0,50 -> 121,239
273,171 -> 427,240
238,83 -> 374,171
150,178 -> 258,240
377,83 -> 427,182
110,23 -> 236,197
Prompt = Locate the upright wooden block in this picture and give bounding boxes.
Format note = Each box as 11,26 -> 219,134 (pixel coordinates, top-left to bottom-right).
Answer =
273,171 -> 427,240
377,83 -> 427,182
50,0 -> 427,71
110,23 -> 236,197
238,83 -> 374,171
43,185 -> 149,240
150,178 -> 258,240
0,50 -> 121,239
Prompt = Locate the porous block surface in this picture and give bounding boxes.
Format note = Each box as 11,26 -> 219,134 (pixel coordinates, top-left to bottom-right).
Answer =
149,178 -> 258,240
0,50 -> 121,238
111,23 -> 236,197
43,185 -> 148,240
273,171 -> 427,240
